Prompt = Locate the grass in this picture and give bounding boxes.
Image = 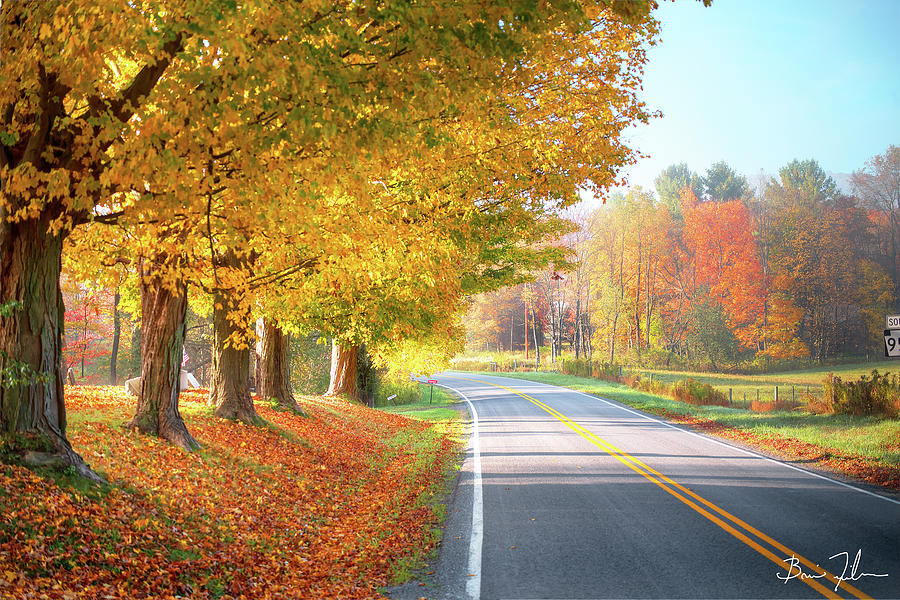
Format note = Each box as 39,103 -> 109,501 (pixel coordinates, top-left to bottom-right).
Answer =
466,370 -> 900,471
633,360 -> 900,405
453,351 -> 900,405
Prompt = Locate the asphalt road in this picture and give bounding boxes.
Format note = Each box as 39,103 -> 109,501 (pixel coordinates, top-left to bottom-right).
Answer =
391,372 -> 900,600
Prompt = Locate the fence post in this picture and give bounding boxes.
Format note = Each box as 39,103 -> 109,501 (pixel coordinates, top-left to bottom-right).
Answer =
775,386 -> 779,403
756,388 -> 759,402
792,386 -> 795,402
729,388 -> 733,405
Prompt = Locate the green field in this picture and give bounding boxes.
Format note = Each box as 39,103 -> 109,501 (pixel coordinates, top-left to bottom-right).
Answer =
452,353 -> 900,406
632,361 -> 900,405
464,370 -> 900,467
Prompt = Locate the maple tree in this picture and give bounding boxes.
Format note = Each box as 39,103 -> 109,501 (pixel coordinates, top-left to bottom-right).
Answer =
681,193 -> 765,349
60,280 -> 113,384
1,1 -> 659,466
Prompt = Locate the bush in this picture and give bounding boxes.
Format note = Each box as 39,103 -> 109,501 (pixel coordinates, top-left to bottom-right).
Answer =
672,378 -> 729,407
629,374 -> 670,397
373,377 -> 421,407
560,358 -> 593,378
822,370 -> 900,417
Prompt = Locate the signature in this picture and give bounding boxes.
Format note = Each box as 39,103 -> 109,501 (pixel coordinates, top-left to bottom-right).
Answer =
777,550 -> 889,591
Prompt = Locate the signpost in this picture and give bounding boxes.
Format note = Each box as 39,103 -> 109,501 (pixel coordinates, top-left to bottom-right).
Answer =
885,315 -> 900,358
885,329 -> 900,358
427,379 -> 438,404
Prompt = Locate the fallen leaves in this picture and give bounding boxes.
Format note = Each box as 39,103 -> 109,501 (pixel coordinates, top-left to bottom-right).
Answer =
643,407 -> 900,491
0,387 -> 459,599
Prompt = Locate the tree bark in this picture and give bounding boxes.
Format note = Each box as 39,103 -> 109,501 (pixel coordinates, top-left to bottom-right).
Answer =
208,288 -> 258,424
257,319 -> 306,414
126,259 -> 199,451
326,341 -> 358,399
0,212 -> 101,481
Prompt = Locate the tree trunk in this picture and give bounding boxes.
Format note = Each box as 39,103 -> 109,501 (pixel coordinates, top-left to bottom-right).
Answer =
258,319 -> 306,414
208,288 -> 258,424
635,237 -> 642,355
326,341 -> 358,399
0,213 -> 100,481
126,260 -> 199,451
110,288 -> 120,385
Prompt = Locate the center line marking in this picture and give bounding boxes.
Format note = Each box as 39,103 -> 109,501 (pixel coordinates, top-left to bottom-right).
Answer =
454,376 -> 873,600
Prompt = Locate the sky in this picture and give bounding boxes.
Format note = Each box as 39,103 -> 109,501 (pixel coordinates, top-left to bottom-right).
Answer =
596,0 -> 900,204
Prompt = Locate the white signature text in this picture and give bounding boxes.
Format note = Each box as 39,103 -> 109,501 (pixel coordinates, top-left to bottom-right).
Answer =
777,550 -> 889,591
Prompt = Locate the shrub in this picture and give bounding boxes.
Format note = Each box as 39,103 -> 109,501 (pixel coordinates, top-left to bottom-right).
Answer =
373,377 -> 421,407
671,378 -> 729,407
560,358 -> 593,378
822,370 -> 900,417
630,374 -> 670,397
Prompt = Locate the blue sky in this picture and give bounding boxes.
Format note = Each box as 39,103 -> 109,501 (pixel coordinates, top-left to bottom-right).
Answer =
602,0 -> 900,201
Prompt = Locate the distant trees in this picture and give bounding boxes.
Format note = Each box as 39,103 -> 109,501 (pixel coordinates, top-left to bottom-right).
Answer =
464,148 -> 899,370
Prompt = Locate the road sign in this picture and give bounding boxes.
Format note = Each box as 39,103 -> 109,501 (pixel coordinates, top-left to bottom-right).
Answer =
887,315 -> 900,329
427,379 -> 438,384
885,329 -> 900,357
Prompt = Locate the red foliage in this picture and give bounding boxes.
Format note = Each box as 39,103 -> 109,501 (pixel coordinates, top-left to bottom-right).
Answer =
0,387 -> 458,599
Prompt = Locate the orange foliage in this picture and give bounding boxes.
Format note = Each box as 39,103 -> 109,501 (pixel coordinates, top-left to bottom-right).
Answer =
682,194 -> 765,348
0,387 -> 458,599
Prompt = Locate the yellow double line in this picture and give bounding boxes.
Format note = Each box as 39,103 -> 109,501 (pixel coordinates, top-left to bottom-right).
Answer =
458,377 -> 872,600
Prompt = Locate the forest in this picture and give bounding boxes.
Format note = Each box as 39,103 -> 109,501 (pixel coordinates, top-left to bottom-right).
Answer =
463,146 -> 900,372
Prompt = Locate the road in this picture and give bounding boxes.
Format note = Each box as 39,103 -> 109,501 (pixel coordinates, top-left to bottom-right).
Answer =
393,372 -> 900,600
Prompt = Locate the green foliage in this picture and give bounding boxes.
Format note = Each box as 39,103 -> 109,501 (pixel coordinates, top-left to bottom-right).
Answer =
290,333 -> 331,395
374,377 -> 422,407
823,370 -> 900,417
685,298 -> 740,370
654,163 -> 700,216
560,358 -> 593,378
700,160 -> 749,202
672,378 -> 730,407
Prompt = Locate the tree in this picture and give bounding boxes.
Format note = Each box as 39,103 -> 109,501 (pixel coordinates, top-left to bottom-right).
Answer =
682,195 -> 765,349
700,161 -> 749,202
2,1 -> 658,468
61,281 -> 112,383
766,162 -> 875,360
852,145 -> 900,299
257,319 -> 305,414
654,163 -> 700,217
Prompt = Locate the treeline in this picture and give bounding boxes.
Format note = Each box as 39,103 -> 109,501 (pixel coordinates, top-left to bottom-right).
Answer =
465,146 -> 900,371
1,2 -> 657,479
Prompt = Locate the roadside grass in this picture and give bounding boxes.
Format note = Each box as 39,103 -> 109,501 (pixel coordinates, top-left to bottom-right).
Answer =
3,386 -> 460,599
461,370 -> 900,488
375,385 -> 467,586
633,360 -> 900,405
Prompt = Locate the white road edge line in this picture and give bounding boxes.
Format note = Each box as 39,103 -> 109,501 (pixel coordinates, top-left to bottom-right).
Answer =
557,384 -> 900,506
439,384 -> 483,600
